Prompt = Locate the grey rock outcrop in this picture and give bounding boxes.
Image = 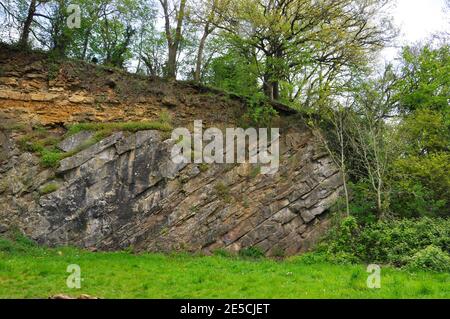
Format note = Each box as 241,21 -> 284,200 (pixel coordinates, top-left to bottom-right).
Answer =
0,45 -> 344,256
57,131 -> 94,152
0,127 -> 343,256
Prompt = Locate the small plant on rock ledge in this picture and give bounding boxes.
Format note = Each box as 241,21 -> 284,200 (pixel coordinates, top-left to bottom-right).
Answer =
214,182 -> 232,203
39,183 -> 59,195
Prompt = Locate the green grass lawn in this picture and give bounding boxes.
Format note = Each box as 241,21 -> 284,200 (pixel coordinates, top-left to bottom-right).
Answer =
0,238 -> 449,299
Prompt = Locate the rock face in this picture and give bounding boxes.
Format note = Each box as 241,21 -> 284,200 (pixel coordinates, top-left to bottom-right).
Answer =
0,44 -> 343,256
0,127 -> 342,256
0,44 -> 246,128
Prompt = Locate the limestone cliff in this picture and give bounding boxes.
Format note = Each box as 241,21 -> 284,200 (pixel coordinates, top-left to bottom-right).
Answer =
0,44 -> 343,256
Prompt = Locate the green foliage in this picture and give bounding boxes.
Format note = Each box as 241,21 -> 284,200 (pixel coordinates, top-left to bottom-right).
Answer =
17,120 -> 172,170
239,246 -> 265,259
204,48 -> 260,97
390,153 -> 450,217
0,231 -> 39,255
347,181 -> 379,224
212,249 -> 232,258
321,216 -> 450,269
47,54 -> 62,81
249,165 -> 261,179
214,182 -> 232,202
339,44 -> 450,220
388,108 -> 449,217
397,109 -> 450,156
39,183 -> 60,196
66,120 -> 173,136
407,245 -> 450,272
395,45 -> 450,113
198,163 -> 209,173
158,110 -> 172,124
40,149 -> 65,168
17,127 -> 67,168
240,93 -> 278,128
289,252 -> 329,265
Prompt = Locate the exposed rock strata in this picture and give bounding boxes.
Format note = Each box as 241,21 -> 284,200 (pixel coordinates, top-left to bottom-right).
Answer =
0,128 -> 342,256
0,44 -> 343,256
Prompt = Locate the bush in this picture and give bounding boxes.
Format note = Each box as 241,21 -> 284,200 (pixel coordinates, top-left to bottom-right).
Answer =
407,245 -> 450,272
40,149 -> 64,168
320,216 -> 450,267
239,246 -> 265,259
240,93 -> 278,128
390,153 -> 450,218
0,231 -> 38,255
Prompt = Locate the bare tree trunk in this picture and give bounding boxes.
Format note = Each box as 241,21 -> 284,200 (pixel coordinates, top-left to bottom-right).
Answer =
377,180 -> 383,219
19,0 -> 37,47
263,73 -> 273,100
167,44 -> 178,78
272,81 -> 280,100
160,0 -> 187,79
194,23 -> 210,82
81,28 -> 91,60
341,148 -> 350,217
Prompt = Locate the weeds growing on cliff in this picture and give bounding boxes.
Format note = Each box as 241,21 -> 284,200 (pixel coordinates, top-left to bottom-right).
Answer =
39,183 -> 60,195
16,118 -> 174,169
66,120 -> 173,137
214,182 -> 232,203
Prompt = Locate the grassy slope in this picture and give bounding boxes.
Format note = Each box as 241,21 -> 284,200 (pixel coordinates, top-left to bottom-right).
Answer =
0,238 -> 449,299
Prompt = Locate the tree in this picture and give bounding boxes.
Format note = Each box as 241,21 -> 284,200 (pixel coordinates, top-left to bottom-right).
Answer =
390,109 -> 449,218
345,67 -> 397,218
188,0 -> 222,81
310,103 -> 352,217
389,43 -> 450,217
204,44 -> 259,96
159,0 -> 188,78
18,0 -> 37,47
213,0 -> 395,102
394,45 -> 450,114
0,0 -> 50,47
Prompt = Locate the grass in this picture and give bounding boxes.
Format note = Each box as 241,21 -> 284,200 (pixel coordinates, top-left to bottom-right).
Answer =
0,236 -> 449,299
38,183 -> 59,195
65,120 -> 173,136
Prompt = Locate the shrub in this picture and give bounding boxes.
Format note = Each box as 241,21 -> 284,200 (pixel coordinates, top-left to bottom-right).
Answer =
320,216 -> 450,267
239,246 -> 265,259
39,150 -> 60,167
390,153 -> 450,218
214,182 -> 232,202
240,93 -> 278,128
0,230 -> 35,253
406,245 -> 450,272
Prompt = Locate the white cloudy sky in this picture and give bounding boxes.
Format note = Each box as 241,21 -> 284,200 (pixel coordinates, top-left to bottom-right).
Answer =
382,0 -> 449,61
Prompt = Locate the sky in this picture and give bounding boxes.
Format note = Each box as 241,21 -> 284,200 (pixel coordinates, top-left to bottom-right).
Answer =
381,0 -> 449,62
